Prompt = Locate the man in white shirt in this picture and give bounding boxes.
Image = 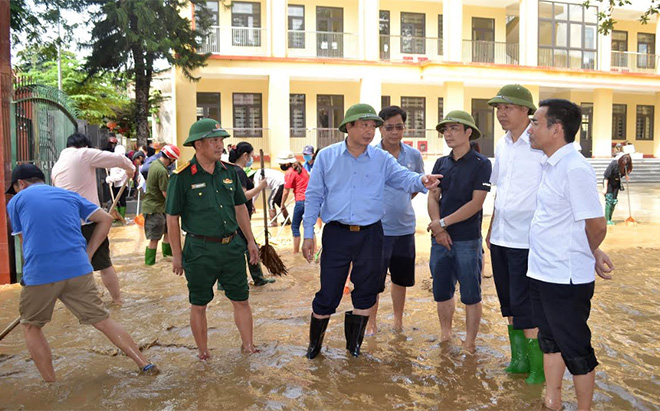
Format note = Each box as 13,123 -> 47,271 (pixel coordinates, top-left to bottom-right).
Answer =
527,99 -> 613,411
486,85 -> 546,384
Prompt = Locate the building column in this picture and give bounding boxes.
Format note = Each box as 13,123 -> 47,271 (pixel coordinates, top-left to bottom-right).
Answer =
172,67 -> 198,162
443,0 -> 463,62
598,32 -> 612,72
592,88 -> 613,158
442,81 -> 465,154
518,0 -> 538,66
270,0 -> 286,58
359,75 -> 382,113
268,71 -> 290,162
656,19 -> 660,75
360,0 -> 380,61
654,92 -> 660,157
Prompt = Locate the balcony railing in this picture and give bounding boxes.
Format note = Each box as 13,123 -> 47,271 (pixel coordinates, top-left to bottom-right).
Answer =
462,40 -> 519,65
611,51 -> 658,73
379,35 -> 443,62
286,31 -> 359,59
199,26 -> 269,55
538,48 -> 597,70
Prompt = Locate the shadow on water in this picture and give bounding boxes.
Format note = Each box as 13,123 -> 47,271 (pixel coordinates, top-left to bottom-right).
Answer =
1,188 -> 660,410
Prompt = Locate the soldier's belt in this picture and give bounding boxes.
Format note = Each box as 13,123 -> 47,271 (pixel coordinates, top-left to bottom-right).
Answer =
187,232 -> 237,244
328,221 -> 379,232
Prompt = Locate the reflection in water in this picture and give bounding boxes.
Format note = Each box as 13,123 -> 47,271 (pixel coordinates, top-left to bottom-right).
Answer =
1,197 -> 659,409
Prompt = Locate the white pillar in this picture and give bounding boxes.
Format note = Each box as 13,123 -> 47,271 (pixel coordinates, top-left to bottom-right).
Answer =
519,0 -> 538,66
654,92 -> 660,157
442,81 -> 465,154
270,0 -> 286,57
359,75 -> 382,112
656,17 -> 660,75
443,0 -> 463,62
360,0 -> 380,61
268,72 -> 290,161
592,88 -> 613,158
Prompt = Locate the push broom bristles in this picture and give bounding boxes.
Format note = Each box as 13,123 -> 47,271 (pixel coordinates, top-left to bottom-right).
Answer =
258,149 -> 288,276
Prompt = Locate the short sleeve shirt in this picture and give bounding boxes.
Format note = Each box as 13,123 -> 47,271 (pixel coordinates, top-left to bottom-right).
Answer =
234,165 -> 254,217
603,160 -> 622,192
284,167 -> 310,202
431,149 -> 492,241
527,144 -> 604,285
8,184 -> 98,286
142,159 -> 169,214
166,156 -> 247,237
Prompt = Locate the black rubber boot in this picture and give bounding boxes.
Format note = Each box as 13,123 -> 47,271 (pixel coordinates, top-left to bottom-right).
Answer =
344,311 -> 369,357
306,315 -> 329,359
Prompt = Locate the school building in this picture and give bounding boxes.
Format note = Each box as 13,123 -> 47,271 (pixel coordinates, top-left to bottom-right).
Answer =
153,0 -> 660,161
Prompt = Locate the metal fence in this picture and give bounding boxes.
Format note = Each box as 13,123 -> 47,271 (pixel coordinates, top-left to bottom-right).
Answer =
200,26 -> 269,55
462,40 -> 519,65
286,31 -> 359,59
611,51 -> 659,74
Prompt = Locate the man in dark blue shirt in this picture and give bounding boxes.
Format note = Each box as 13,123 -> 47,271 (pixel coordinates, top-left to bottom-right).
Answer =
428,110 -> 492,353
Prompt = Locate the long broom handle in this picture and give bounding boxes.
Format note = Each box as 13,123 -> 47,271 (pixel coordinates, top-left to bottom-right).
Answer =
624,169 -> 633,218
0,317 -> 20,341
260,150 -> 269,246
108,180 -> 128,214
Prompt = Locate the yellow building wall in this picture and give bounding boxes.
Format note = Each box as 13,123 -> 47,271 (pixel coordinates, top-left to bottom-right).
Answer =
463,6 -> 508,43
610,19 -> 657,51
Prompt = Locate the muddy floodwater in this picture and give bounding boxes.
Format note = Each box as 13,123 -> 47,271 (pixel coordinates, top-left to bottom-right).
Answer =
1,184 -> 659,410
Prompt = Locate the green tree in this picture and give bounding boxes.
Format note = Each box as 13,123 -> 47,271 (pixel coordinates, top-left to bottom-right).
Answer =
16,45 -> 132,125
585,1 -> 660,34
82,0 -> 213,147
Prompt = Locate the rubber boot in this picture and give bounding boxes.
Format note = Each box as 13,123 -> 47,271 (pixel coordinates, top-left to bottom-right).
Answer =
162,242 -> 173,257
605,203 -> 615,225
118,206 -> 126,218
249,260 -> 275,286
145,247 -> 156,266
306,315 -> 329,359
344,311 -> 369,357
505,325 -> 529,373
525,338 -> 545,384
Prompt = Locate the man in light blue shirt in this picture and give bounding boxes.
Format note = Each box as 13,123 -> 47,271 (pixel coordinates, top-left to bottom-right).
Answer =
367,106 -> 424,335
302,103 -> 441,359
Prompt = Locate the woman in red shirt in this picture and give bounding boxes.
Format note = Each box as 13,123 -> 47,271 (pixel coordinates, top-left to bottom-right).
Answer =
277,151 -> 310,253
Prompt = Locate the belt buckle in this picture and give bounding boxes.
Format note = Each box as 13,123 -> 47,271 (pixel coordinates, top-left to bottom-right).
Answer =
221,235 -> 232,244
349,225 -> 360,232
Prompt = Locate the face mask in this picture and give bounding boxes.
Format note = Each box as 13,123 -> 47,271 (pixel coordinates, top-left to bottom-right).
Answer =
280,164 -> 289,171
303,154 -> 313,162
246,157 -> 254,167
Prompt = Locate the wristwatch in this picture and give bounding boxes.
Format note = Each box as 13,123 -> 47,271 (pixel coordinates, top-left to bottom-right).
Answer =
439,218 -> 447,228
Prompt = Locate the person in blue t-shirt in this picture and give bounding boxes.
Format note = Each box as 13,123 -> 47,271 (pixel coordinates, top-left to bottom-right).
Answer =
6,164 -> 158,382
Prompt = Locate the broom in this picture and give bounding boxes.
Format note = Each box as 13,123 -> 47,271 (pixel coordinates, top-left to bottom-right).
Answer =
0,317 -> 20,342
258,149 -> 288,276
618,154 -> 636,225
107,180 -> 128,224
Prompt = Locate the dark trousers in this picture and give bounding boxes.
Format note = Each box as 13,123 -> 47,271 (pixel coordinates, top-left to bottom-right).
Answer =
312,222 -> 384,316
491,244 -> 535,330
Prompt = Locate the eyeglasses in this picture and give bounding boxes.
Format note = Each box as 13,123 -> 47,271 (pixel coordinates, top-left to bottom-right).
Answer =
383,124 -> 405,132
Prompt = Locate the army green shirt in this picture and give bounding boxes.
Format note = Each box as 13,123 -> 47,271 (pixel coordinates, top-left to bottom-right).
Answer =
166,155 -> 247,237
142,158 -> 169,214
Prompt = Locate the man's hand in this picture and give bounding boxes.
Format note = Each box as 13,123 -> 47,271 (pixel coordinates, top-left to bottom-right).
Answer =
485,228 -> 492,250
302,239 -> 315,263
594,248 -> 614,280
427,219 -> 446,237
434,231 -> 453,251
172,256 -> 184,276
257,178 -> 267,191
421,174 -> 443,189
247,241 -> 259,265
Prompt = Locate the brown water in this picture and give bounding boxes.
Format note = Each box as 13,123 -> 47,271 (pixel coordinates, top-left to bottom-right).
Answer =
1,184 -> 659,410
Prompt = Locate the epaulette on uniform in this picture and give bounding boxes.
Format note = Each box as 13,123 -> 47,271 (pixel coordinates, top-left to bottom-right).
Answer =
173,161 -> 191,175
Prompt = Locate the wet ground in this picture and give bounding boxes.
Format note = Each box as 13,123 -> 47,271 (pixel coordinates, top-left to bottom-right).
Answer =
1,184 -> 659,410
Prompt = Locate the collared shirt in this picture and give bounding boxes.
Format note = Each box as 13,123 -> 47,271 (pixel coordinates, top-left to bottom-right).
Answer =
166,155 -> 247,237
52,147 -> 135,206
431,149 -> 492,241
377,141 -> 425,236
490,125 -> 546,248
142,158 -> 169,214
302,141 -> 427,239
527,144 -> 603,285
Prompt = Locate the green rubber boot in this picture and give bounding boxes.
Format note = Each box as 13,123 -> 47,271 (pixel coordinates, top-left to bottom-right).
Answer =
118,206 -> 126,218
145,247 -> 157,265
605,203 -> 615,225
505,325 -> 529,374
525,338 -> 546,384
162,242 -> 173,257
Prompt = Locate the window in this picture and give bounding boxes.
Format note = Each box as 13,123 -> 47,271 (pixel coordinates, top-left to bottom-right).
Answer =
317,94 -> 344,147
290,94 -> 306,137
233,93 -> 262,137
380,10 -> 390,60
636,105 -> 654,140
612,104 -> 626,140
438,15 -> 443,55
196,93 -> 220,121
401,12 -> 425,54
196,2 -> 220,52
401,96 -> 425,137
197,1 -> 219,26
438,97 -> 444,124
538,1 -> 598,69
637,33 -> 656,69
611,30 -> 628,68
381,95 -> 391,110
472,17 -> 495,63
288,5 -> 305,49
232,2 -> 261,47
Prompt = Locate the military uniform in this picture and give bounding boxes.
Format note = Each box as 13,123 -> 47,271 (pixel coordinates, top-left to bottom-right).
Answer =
166,155 -> 249,304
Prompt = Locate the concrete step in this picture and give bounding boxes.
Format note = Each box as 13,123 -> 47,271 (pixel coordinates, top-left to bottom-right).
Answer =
588,158 -> 660,183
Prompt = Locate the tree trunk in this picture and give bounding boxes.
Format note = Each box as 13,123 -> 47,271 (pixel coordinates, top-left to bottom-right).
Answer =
134,70 -> 150,149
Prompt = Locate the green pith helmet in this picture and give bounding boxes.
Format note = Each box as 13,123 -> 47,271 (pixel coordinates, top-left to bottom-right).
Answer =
183,118 -> 231,147
487,84 -> 537,114
338,103 -> 383,133
436,110 -> 482,140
